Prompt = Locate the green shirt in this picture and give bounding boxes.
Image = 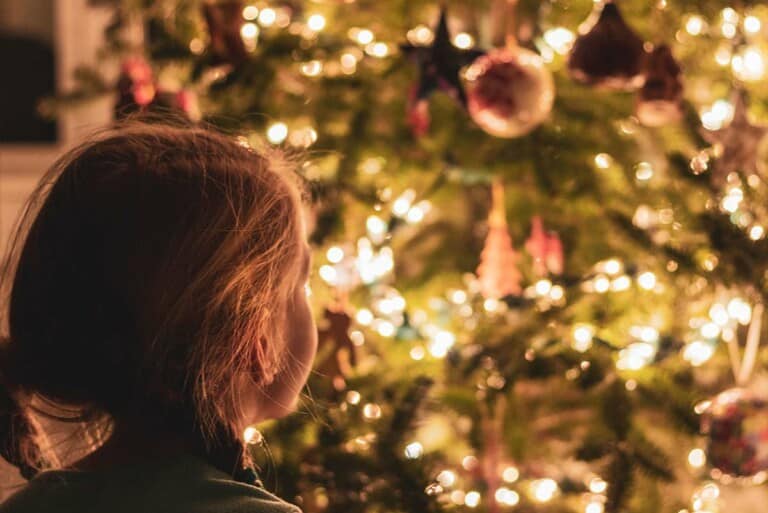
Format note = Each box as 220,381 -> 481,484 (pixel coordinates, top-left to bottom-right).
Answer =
0,453 -> 300,513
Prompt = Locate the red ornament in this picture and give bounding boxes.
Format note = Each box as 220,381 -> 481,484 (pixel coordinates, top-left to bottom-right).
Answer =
115,56 -> 156,117
636,44 -> 683,127
525,217 -> 563,277
465,47 -> 554,138
568,0 -> 645,90
701,387 -> 768,477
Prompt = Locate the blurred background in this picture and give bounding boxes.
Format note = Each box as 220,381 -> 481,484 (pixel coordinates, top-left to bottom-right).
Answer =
4,2 -> 768,513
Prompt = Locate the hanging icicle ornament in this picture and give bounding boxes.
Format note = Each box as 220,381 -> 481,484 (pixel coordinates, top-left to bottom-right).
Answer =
567,0 -> 645,90
700,303 -> 768,478
636,44 -> 683,127
476,178 -> 523,299
464,0 -> 554,138
524,216 -> 564,277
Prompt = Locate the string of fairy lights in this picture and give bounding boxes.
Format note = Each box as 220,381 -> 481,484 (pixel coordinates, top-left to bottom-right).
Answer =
221,3 -> 768,513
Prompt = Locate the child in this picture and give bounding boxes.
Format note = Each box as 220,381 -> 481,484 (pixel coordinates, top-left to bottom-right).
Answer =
0,119 -> 318,512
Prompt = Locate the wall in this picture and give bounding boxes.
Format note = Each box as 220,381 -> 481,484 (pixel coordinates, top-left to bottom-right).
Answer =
0,0 -> 114,494
0,0 -> 114,256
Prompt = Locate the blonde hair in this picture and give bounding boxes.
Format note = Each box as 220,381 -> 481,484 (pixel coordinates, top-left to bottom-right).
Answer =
0,117 -> 305,478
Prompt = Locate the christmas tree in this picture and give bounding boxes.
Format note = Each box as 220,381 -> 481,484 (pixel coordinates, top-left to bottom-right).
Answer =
53,1 -> 768,512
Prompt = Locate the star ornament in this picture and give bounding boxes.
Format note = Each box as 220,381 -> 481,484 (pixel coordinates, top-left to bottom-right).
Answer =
702,90 -> 768,186
401,8 -> 484,135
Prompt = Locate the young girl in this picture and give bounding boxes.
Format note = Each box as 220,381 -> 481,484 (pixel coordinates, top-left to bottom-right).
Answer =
0,119 -> 318,512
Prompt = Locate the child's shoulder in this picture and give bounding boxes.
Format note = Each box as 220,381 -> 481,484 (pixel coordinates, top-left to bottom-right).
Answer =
0,454 -> 301,513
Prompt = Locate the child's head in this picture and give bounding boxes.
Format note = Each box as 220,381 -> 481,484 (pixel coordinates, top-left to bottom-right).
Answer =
0,119 -> 317,478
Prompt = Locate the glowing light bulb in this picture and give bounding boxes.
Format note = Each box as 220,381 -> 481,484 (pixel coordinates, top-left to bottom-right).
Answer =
683,341 -> 715,367
429,330 -> 455,358
407,25 -> 433,45
355,308 -> 374,326
406,204 -> 426,224
722,7 -> 739,23
266,122 -> 288,144
366,215 -> 387,237
594,153 -> 612,169
543,27 -> 575,54
326,246 -> 344,263
462,455 -> 479,470
495,487 -> 520,506
363,403 -> 382,419
258,8 -> 276,26
318,264 -> 337,285
393,189 -> 415,216
346,390 -> 361,404
710,304 -> 729,326
535,279 -> 552,296
688,448 -> 706,468
243,5 -> 259,20
376,320 -> 395,337
530,478 -> 558,503
301,60 -> 323,77
502,466 -> 520,483
450,490 -> 465,504
437,470 -> 456,487
722,22 -> 737,38
750,225 -> 765,240
715,44 -> 732,66
594,275 -> 610,293
307,14 -> 326,32
728,298 -> 752,324
685,15 -> 705,35
586,501 -> 604,513
732,46 -> 766,81
635,161 -> 654,181
365,42 -> 389,58
589,477 -> 607,494
450,289 -> 467,304
340,52 -> 358,74
602,259 -> 622,275
637,272 -> 656,290
453,32 -> 474,49
243,426 -> 262,444
573,324 -> 595,352
241,22 -> 259,41
464,491 -> 481,508
701,100 -> 734,130
611,275 -> 631,291
404,441 -> 423,459
700,322 -> 720,339
744,15 -> 762,34
721,193 -> 742,213
410,346 -> 425,360
349,27 -> 374,45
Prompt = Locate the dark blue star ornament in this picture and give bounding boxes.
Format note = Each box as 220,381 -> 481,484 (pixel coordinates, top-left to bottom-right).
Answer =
401,8 -> 484,136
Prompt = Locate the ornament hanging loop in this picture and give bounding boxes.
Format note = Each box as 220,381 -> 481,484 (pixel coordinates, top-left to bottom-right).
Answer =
737,302 -> 764,386
504,0 -> 518,49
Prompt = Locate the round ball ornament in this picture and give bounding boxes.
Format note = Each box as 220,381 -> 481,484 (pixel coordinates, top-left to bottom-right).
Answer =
700,387 -> 768,477
465,46 -> 555,138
